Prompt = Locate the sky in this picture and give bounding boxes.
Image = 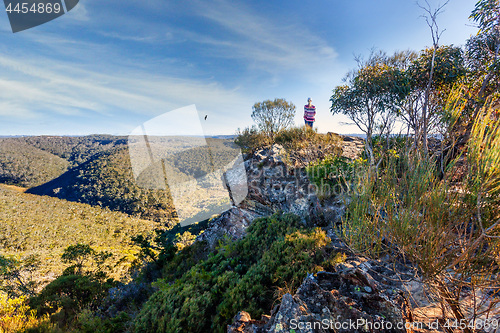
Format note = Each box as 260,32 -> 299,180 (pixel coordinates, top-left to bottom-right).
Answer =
0,0 -> 479,136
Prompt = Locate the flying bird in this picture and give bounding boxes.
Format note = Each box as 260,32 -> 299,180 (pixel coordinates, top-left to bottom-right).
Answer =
204,115 -> 208,120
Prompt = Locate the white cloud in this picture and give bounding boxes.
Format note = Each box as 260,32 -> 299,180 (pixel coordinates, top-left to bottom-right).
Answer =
187,0 -> 338,74
0,101 -> 39,119
66,2 -> 90,22
0,53 -> 253,134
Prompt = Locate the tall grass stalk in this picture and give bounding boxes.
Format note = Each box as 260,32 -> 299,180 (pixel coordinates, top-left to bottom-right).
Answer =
341,100 -> 500,328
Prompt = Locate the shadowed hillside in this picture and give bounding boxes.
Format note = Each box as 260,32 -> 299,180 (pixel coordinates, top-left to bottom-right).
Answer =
26,137 -> 244,226
26,147 -> 177,225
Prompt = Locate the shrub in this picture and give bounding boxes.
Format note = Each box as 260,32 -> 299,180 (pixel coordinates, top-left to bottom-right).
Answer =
306,155 -> 363,199
251,99 -> 296,139
340,102 -> 500,327
0,255 -> 40,298
234,126 -> 270,153
72,309 -> 131,333
235,125 -> 342,154
29,244 -> 118,328
133,213 -> 331,333
275,126 -> 342,151
0,294 -> 53,333
0,185 -> 156,287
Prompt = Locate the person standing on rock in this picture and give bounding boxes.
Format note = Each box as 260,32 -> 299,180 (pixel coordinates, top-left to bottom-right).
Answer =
304,97 -> 316,129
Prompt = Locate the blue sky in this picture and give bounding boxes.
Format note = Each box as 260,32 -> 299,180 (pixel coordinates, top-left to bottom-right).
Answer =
0,0 -> 478,135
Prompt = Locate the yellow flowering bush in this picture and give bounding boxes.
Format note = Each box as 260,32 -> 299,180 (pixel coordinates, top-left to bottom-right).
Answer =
0,293 -> 51,333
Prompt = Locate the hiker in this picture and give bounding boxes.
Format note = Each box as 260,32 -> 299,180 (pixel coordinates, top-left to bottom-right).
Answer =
304,97 -> 316,128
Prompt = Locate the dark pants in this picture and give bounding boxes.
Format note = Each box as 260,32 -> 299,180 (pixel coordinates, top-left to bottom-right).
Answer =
304,120 -> 314,128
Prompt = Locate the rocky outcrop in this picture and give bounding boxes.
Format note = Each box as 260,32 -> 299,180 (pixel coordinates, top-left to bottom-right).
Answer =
197,144 -> 324,247
228,250 -> 413,333
197,136 -> 364,247
199,135 -> 415,333
339,135 -> 365,160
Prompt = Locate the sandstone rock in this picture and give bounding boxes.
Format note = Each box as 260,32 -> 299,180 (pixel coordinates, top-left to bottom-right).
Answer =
340,135 -> 365,160
227,311 -> 269,333
197,138 -> 363,246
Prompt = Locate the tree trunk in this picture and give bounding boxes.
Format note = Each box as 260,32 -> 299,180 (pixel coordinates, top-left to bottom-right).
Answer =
422,46 -> 437,155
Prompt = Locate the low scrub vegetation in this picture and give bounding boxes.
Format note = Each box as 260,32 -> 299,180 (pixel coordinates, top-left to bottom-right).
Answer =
0,294 -> 53,333
133,213 -> 335,333
340,102 -> 500,326
235,125 -> 341,153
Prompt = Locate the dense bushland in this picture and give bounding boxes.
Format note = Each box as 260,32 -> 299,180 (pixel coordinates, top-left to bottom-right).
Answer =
26,147 -> 177,224
25,138 -> 240,225
0,135 -> 127,188
133,213 -> 333,333
0,185 -> 157,291
1,1 -> 498,332
19,135 -> 127,168
0,139 -> 69,188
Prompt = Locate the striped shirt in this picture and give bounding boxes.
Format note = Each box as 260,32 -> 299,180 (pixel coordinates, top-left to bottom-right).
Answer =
304,105 -> 316,122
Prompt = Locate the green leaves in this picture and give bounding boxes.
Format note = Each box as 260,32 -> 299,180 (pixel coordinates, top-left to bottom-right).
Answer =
470,0 -> 500,34
409,46 -> 465,88
251,98 -> 296,139
0,254 -> 40,297
133,213 -> 331,333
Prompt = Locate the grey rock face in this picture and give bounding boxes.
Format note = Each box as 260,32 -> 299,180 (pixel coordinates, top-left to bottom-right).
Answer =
229,256 -> 412,333
197,144 -> 325,247
197,137 -> 364,247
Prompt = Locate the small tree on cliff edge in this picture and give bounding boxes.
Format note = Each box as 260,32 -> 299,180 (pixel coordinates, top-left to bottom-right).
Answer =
251,98 -> 296,139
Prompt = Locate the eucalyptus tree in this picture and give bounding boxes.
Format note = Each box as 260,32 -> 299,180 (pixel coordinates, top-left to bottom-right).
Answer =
467,0 -> 500,107
251,98 -> 296,139
406,46 -> 465,145
330,52 -> 407,165
417,0 -> 450,152
442,0 -> 500,163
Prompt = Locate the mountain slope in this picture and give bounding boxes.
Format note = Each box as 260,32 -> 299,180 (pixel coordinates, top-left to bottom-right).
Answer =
19,135 -> 127,167
26,147 -> 177,224
0,184 -> 157,282
26,137 -> 243,225
0,139 -> 69,187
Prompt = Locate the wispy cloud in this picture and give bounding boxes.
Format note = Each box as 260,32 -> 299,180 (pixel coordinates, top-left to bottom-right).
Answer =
0,53 -> 253,131
66,2 -> 90,22
188,0 -> 338,74
0,101 -> 39,118
0,0 -> 344,135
